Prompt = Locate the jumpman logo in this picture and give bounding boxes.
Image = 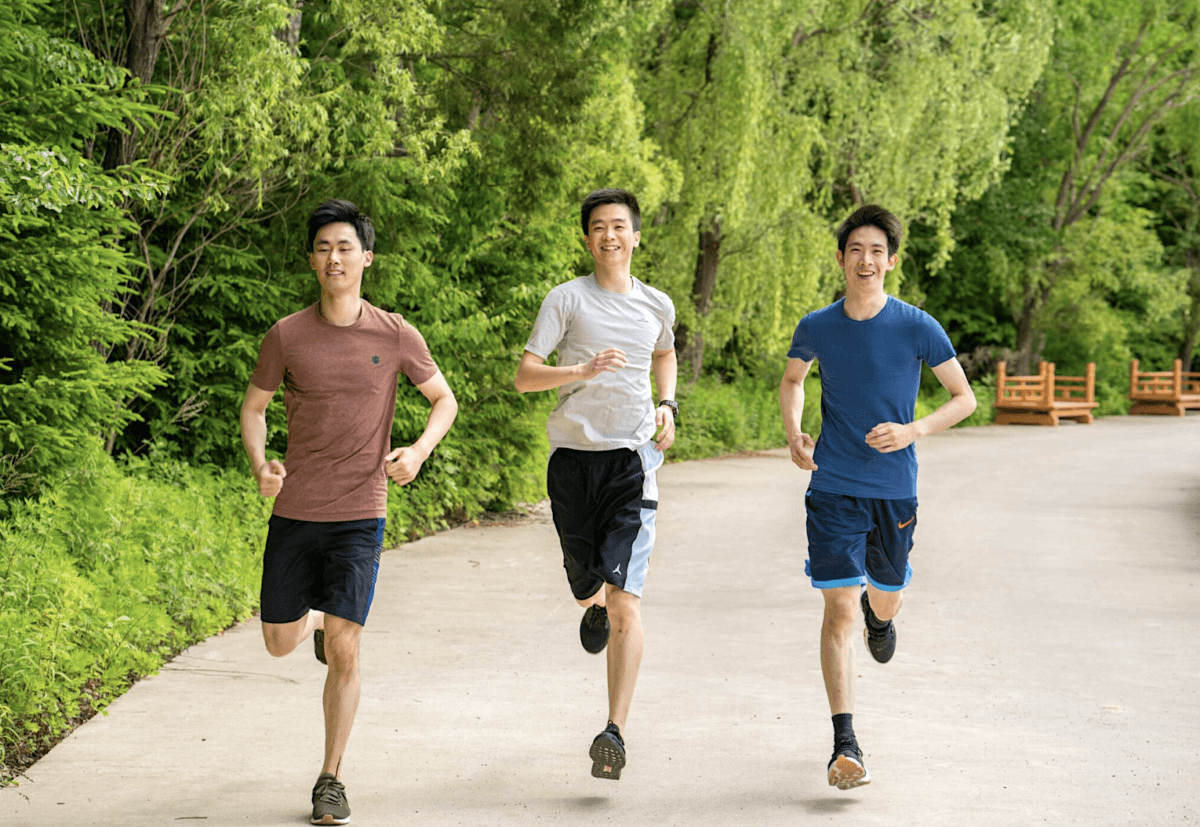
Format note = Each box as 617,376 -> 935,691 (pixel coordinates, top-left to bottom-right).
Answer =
612,563 -> 622,576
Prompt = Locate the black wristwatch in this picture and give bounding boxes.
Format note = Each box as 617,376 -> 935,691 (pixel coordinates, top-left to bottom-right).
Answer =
658,399 -> 679,420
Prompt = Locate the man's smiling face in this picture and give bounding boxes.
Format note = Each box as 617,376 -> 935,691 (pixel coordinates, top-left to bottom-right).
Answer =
836,224 -> 896,298
585,203 -> 641,268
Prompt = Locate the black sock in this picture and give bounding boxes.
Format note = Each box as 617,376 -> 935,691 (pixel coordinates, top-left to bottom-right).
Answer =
832,713 -> 855,746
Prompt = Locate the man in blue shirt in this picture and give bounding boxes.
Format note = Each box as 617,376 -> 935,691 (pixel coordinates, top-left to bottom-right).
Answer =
779,204 -> 976,790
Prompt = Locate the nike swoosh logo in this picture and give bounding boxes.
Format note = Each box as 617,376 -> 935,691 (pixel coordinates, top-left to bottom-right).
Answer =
898,517 -> 915,529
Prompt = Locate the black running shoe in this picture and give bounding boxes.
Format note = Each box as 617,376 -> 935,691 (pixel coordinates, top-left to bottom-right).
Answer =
827,741 -> 871,790
311,772 -> 350,824
860,589 -> 896,664
579,605 -> 610,654
313,629 -> 327,665
589,721 -> 626,780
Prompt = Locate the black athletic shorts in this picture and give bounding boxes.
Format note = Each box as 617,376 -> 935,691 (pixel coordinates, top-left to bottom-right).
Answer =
260,516 -> 384,626
546,444 -> 662,599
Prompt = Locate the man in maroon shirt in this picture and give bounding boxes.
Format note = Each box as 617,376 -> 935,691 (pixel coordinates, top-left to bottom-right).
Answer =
240,199 -> 457,825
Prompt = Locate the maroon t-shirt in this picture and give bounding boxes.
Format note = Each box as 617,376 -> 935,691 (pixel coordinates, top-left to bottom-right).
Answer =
250,301 -> 438,521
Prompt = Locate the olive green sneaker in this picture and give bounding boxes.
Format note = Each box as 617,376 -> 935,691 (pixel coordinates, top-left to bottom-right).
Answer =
313,629 -> 327,665
311,772 -> 350,825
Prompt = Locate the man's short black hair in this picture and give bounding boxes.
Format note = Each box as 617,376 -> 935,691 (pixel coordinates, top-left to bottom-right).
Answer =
580,188 -> 641,236
307,199 -> 375,253
836,204 -> 902,257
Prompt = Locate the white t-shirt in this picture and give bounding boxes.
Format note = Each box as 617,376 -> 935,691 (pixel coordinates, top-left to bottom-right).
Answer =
525,274 -> 676,451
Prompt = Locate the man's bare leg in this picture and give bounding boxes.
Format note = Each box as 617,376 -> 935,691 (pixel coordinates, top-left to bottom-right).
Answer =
262,609 -> 323,658
320,614 -> 363,777
604,584 -> 643,732
822,585 -> 870,789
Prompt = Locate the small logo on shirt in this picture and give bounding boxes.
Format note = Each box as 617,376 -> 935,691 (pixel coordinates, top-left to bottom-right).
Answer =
371,355 -> 381,365
612,563 -> 622,576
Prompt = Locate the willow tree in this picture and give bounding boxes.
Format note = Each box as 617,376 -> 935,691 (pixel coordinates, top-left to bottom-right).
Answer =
639,0 -> 1052,380
1002,0 -> 1200,373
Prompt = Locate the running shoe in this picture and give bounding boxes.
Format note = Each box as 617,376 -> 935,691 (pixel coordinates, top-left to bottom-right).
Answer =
579,605 -> 610,654
860,589 -> 896,663
589,721 -> 626,780
311,772 -> 350,825
827,741 -> 871,790
313,629 -> 327,665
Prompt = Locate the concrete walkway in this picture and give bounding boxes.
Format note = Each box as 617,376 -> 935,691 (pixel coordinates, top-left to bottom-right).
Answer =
3,417 -> 1198,826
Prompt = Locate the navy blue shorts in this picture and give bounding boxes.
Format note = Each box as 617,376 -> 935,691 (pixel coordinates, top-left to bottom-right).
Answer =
260,516 -> 384,626
804,488 -> 916,591
546,444 -> 663,600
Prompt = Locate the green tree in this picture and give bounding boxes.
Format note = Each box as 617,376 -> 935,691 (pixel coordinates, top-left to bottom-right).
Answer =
0,0 -> 168,495
1002,0 -> 1200,373
638,0 -> 1052,379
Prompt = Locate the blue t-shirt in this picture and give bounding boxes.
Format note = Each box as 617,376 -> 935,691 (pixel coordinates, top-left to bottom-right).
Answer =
788,296 -> 956,499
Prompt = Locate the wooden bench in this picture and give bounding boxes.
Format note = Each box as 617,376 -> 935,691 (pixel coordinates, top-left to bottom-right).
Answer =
994,361 -> 1098,426
1128,359 -> 1200,416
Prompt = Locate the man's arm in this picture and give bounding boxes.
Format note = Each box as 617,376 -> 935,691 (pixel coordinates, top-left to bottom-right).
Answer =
240,383 -> 286,497
780,357 -> 818,471
513,349 -> 628,393
865,356 -> 977,454
385,369 -> 459,486
651,347 -> 678,451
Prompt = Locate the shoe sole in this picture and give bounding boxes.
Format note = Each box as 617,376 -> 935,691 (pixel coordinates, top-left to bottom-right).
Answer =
827,754 -> 871,790
589,735 -> 626,780
311,814 -> 350,825
579,608 -> 609,654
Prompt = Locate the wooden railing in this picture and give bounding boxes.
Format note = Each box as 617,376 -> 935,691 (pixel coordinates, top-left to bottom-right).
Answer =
1129,359 -> 1200,416
995,361 -> 1097,426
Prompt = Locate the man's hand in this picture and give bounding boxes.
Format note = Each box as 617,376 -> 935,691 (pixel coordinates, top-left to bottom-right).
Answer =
654,405 -> 676,451
581,348 -> 627,380
865,422 -> 917,454
385,445 -> 430,486
787,433 -> 818,471
255,460 -> 287,497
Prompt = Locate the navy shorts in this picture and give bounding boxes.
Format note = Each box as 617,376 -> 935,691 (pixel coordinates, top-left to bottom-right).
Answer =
804,488 -> 916,591
546,444 -> 663,600
260,516 -> 384,626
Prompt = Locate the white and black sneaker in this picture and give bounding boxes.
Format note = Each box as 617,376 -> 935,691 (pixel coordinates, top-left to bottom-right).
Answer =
827,740 -> 870,790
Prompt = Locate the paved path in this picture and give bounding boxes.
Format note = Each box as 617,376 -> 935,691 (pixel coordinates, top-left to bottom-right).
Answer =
3,417 -> 1198,826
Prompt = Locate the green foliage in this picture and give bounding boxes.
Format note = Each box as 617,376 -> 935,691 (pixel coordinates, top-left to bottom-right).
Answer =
669,370 -> 819,461
0,444 -> 269,781
0,1 -> 170,493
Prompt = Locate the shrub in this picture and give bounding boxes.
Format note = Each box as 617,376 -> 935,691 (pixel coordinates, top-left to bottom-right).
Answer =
0,443 -> 269,782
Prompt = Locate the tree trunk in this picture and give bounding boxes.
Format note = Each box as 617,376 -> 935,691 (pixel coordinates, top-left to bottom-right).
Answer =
102,0 -> 165,169
275,2 -> 304,55
674,216 -> 722,382
1179,252 -> 1200,371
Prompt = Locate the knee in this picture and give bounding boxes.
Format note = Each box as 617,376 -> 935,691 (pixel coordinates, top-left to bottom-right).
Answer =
823,598 -> 858,634
605,590 -> 641,631
323,633 -> 361,676
262,630 -> 296,659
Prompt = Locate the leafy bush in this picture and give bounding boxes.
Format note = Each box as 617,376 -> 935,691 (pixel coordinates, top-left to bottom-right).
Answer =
670,370 -> 815,461
0,443 -> 269,782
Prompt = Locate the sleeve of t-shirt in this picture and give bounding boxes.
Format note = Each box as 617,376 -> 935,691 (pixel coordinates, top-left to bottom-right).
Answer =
655,296 -> 676,351
397,320 -> 439,386
919,312 -> 957,366
787,316 -> 816,361
249,323 -> 284,393
524,288 -> 568,360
